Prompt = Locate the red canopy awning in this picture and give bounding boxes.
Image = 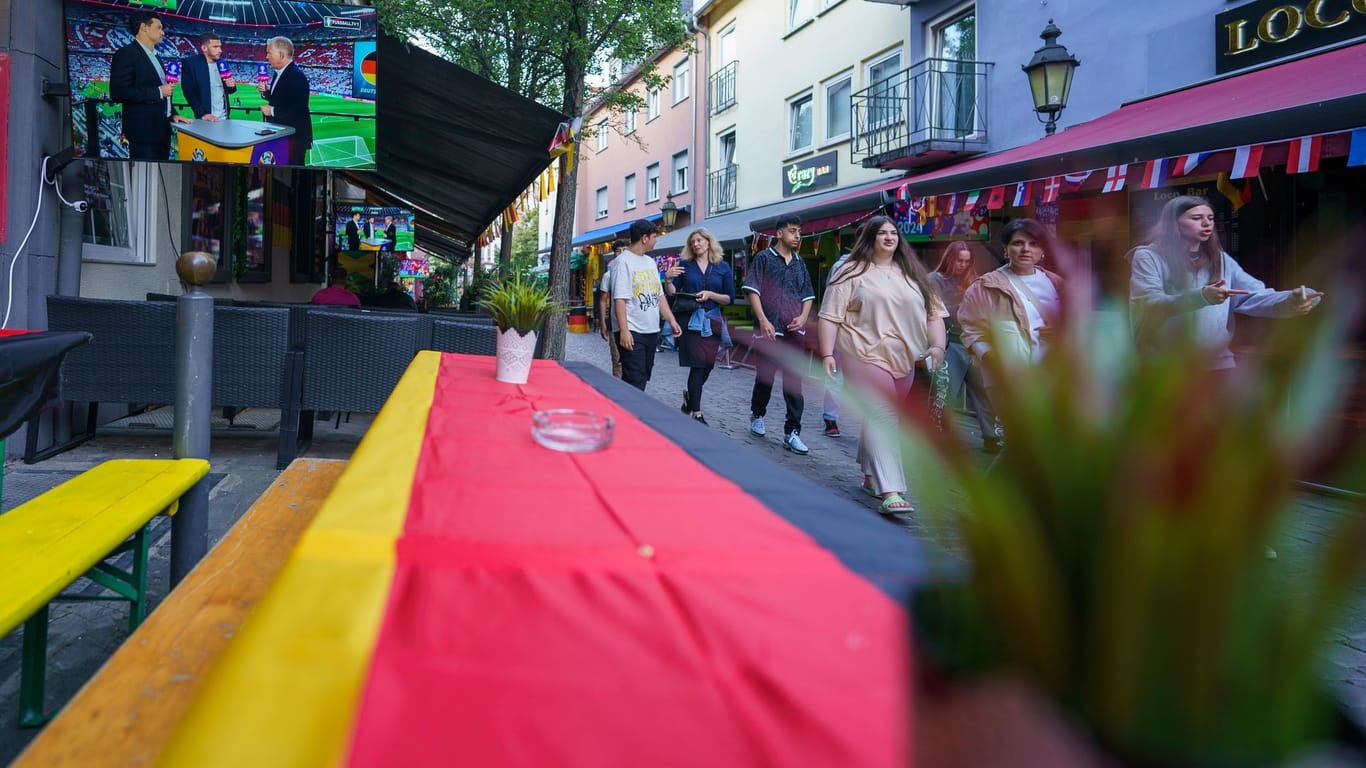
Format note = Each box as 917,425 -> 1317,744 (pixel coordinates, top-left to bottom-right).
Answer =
899,42 -> 1366,196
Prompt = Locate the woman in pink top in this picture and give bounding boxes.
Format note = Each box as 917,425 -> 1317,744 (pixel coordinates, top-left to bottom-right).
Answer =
817,216 -> 948,515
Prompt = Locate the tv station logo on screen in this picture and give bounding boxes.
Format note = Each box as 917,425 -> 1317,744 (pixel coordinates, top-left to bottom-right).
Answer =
352,41 -> 377,101
324,16 -> 362,31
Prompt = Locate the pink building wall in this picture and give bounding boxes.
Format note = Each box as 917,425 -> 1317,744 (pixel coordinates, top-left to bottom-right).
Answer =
573,41 -> 701,245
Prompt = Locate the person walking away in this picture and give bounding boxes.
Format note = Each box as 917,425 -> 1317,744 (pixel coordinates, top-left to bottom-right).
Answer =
817,216 -> 947,515
611,220 -> 683,391
820,248 -> 853,438
958,219 -> 1064,441
663,228 -> 734,426
931,240 -> 1002,452
743,214 -> 816,455
1129,195 -> 1322,371
596,240 -> 627,378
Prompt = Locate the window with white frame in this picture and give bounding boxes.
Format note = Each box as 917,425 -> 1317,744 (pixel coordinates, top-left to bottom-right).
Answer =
718,131 -> 737,167
931,6 -> 979,138
789,0 -> 814,28
646,88 -> 660,121
595,118 -> 608,152
624,173 -> 637,209
672,58 -> 689,104
81,161 -> 153,263
645,163 -> 660,202
595,186 -> 608,219
719,24 -> 737,65
823,73 -> 852,141
788,92 -> 813,153
671,151 -> 689,194
623,105 -> 636,134
866,51 -> 904,128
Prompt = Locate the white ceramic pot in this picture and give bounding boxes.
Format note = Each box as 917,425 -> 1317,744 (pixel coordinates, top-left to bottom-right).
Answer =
495,327 -> 537,384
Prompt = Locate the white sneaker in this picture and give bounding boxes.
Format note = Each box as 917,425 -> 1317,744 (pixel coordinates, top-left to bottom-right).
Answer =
750,416 -> 766,436
784,431 -> 809,455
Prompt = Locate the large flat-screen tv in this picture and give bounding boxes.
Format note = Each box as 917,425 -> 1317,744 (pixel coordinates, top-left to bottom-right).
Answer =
64,0 -> 378,168
336,204 -> 415,252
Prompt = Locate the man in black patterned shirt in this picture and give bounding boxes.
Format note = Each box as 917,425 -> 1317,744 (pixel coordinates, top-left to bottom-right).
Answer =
741,214 -> 814,455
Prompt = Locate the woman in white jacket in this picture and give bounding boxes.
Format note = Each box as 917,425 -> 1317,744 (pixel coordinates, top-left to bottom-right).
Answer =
1129,196 -> 1321,370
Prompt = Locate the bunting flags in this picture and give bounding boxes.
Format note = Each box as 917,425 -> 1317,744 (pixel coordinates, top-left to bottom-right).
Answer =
547,117 -> 583,172
1350,129 -> 1366,167
896,182 -> 912,201
1011,181 -> 1032,207
986,186 -> 1006,210
1138,159 -> 1168,190
1063,170 -> 1092,191
1102,164 -> 1129,193
1172,152 -> 1208,177
1041,176 -> 1061,203
1230,144 -> 1264,179
964,190 -> 981,208
1286,135 -> 1322,174
1216,172 -> 1251,212
940,193 -> 958,215
924,195 -> 937,217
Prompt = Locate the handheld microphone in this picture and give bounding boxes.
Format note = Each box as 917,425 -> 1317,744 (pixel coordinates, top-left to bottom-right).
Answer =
164,60 -> 181,85
255,63 -> 270,84
217,60 -> 232,80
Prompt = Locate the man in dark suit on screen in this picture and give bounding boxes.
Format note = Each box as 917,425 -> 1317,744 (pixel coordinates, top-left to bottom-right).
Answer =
109,11 -> 191,160
180,32 -> 237,121
345,211 -> 362,251
258,36 -> 313,165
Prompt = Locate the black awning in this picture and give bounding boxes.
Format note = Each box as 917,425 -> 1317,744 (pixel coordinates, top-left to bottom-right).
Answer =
348,35 -> 568,242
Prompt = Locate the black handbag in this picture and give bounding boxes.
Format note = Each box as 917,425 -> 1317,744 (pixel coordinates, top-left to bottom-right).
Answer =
669,291 -> 701,315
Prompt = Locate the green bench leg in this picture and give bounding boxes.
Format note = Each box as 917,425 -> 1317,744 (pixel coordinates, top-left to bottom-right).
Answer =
15,522 -> 155,728
19,605 -> 51,727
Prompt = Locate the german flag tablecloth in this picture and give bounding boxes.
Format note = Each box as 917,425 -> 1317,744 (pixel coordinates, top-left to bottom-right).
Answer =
160,352 -> 922,767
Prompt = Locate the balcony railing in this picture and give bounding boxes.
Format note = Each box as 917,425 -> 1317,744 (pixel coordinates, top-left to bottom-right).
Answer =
851,57 -> 992,168
709,61 -> 737,115
707,165 -> 738,214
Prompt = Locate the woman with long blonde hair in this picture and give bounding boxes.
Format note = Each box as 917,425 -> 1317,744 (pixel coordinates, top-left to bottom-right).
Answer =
663,227 -> 734,425
930,241 -> 1000,452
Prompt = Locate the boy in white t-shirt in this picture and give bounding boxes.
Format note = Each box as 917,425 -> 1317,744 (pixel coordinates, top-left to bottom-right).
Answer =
610,219 -> 682,390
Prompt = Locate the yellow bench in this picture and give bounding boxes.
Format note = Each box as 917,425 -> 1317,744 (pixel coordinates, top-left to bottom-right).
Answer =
12,458 -> 345,766
0,458 -> 210,726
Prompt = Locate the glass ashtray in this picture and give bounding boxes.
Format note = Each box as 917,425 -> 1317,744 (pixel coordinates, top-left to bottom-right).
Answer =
531,409 -> 615,452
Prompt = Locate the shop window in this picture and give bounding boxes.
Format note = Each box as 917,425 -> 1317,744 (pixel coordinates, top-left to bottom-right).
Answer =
189,165 -> 272,282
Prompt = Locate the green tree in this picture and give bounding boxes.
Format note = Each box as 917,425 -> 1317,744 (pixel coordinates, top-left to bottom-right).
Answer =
508,208 -> 541,279
376,0 -> 689,359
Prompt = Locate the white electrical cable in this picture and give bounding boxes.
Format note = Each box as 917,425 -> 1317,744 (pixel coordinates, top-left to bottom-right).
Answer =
1,157 -> 51,330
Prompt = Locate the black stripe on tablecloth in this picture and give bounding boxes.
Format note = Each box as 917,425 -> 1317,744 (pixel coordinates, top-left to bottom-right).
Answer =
563,361 -> 957,604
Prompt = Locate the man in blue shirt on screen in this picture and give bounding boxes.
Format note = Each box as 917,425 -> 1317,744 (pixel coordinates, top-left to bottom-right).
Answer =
180,32 -> 237,121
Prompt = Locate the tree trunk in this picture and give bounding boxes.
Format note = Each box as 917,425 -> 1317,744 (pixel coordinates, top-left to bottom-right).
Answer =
542,66 -> 587,362
499,224 -> 514,267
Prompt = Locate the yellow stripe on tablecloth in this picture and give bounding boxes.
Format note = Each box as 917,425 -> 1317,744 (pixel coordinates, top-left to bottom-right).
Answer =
158,352 -> 441,768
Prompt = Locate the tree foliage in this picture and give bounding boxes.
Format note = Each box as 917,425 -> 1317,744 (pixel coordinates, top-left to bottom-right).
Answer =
375,0 -> 690,358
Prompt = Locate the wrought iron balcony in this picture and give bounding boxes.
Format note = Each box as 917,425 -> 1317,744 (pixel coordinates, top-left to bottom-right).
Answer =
709,61 -> 737,115
851,57 -> 992,170
707,165 -> 738,214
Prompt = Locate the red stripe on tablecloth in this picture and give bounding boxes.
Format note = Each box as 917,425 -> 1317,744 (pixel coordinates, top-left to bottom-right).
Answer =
346,353 -> 910,768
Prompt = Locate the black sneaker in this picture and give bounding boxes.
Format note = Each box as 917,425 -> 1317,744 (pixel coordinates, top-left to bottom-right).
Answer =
692,413 -> 709,426
823,419 -> 841,438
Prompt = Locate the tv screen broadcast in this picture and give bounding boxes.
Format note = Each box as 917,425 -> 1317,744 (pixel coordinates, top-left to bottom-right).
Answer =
64,0 -> 378,168
336,205 -> 415,252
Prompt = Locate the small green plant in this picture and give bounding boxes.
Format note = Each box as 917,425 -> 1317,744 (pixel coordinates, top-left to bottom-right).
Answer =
888,297 -> 1365,764
478,274 -> 562,334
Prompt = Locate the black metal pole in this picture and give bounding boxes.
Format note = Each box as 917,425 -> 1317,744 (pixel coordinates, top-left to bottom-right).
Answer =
171,253 -> 216,585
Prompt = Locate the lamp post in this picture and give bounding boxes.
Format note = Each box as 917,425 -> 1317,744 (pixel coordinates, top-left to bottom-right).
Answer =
1022,19 -> 1080,136
660,193 -> 679,232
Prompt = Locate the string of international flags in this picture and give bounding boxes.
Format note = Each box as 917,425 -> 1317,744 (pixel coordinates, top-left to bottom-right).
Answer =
895,126 -> 1366,213
474,164 -> 560,251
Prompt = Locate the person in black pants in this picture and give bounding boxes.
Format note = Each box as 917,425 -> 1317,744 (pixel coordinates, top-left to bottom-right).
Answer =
663,227 -> 733,426
610,220 -> 682,391
742,214 -> 815,455
258,36 -> 313,165
108,10 -> 191,160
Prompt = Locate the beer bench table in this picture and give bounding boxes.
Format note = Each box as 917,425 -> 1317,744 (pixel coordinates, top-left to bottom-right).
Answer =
22,353 -> 935,767
12,458 -> 345,766
0,458 -> 210,726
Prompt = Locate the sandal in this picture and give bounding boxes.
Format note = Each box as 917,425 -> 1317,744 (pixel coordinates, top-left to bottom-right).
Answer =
861,478 -> 878,498
879,493 -> 913,515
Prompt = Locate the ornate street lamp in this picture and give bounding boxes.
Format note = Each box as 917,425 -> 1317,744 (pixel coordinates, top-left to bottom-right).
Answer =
1022,19 -> 1080,136
660,193 -> 679,232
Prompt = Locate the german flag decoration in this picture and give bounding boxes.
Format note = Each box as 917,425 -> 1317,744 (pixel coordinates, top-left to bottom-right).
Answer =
548,117 -> 583,173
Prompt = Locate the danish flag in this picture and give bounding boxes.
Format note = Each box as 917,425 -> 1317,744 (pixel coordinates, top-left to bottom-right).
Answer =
1286,135 -> 1322,174
1102,164 -> 1128,193
1041,176 -> 1061,203
1138,158 -> 1168,190
1230,144 -> 1264,179
1011,181 -> 1033,207
1172,152 -> 1208,176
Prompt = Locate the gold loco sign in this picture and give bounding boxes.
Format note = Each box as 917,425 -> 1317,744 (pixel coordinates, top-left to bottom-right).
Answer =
1217,0 -> 1366,73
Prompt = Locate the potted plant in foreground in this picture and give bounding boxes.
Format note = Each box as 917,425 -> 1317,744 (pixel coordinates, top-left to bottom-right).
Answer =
878,288 -> 1366,765
478,275 -> 561,384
